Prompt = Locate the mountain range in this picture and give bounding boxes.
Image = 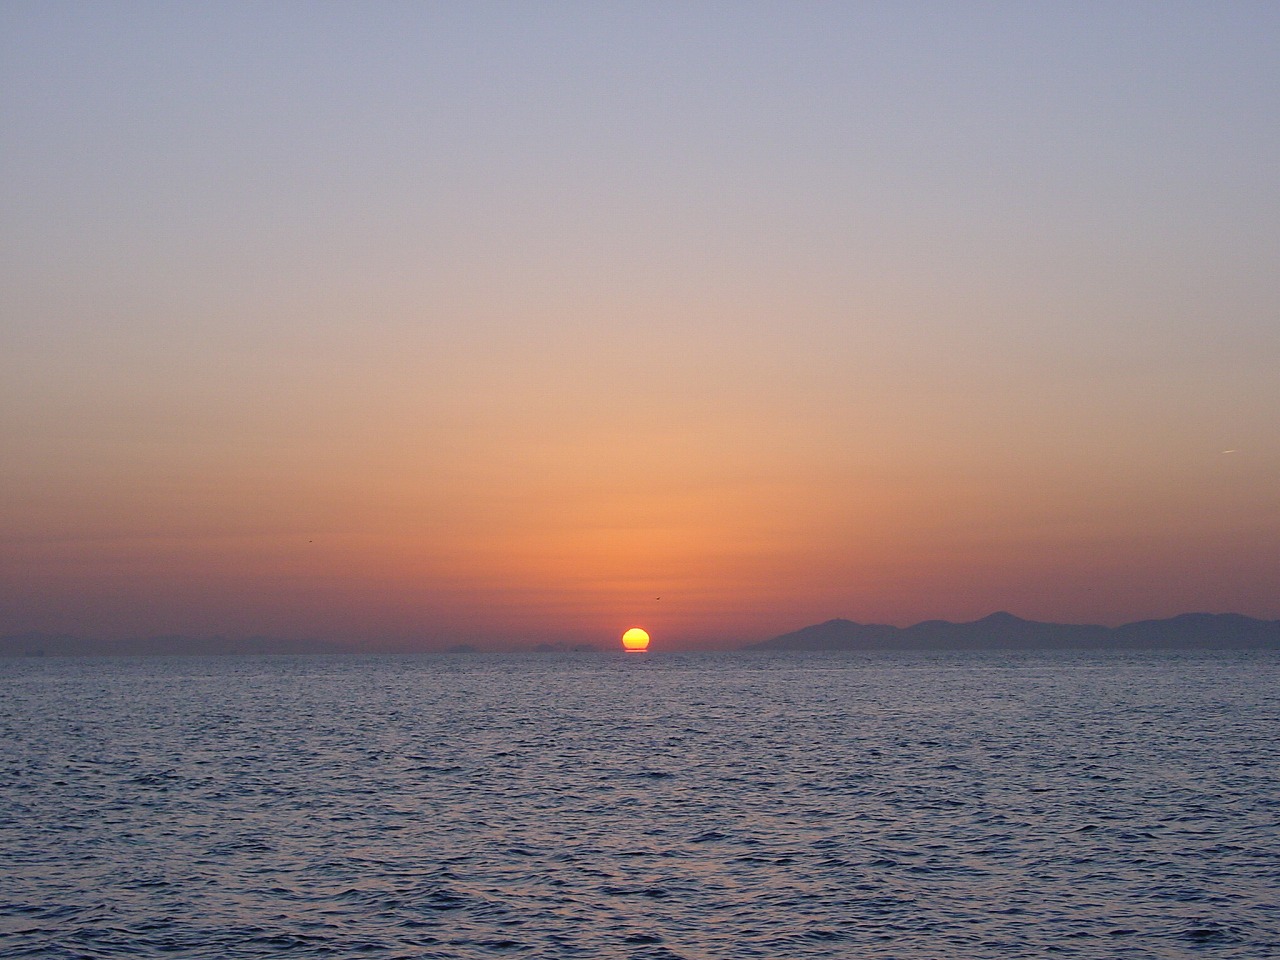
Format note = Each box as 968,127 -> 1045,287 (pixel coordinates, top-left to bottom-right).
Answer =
4,612 -> 1279,656
0,633 -> 349,657
755,612 -> 1280,651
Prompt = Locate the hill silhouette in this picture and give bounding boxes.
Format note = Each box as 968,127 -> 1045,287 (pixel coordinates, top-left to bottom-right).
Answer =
0,632 -> 348,657
755,612 -> 1280,651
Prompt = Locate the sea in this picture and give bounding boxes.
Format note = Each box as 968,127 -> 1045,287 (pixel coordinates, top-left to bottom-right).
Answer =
1,649 -> 1277,959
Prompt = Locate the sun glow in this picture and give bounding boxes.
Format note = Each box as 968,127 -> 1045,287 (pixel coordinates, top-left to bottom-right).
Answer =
621,627 -> 650,652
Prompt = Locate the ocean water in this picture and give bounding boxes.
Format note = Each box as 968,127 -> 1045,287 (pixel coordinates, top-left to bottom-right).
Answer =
1,650 -> 1277,959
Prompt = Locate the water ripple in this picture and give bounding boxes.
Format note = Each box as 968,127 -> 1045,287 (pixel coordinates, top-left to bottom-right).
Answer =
2,650 -> 1278,958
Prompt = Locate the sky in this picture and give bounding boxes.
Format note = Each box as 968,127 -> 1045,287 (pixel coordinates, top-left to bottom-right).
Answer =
3,1 -> 1278,650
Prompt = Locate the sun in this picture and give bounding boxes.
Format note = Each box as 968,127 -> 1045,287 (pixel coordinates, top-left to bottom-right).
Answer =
621,627 -> 651,652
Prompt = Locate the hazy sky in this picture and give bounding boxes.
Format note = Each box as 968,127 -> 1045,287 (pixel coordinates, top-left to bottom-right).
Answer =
3,2 -> 1278,649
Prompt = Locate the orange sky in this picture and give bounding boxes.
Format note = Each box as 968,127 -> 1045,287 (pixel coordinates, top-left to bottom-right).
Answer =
3,5 -> 1278,649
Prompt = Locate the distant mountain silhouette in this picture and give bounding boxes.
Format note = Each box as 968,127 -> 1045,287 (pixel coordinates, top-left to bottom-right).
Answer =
0,633 -> 612,657
6,614 -> 1278,656
0,632 -> 348,657
755,612 -> 1280,651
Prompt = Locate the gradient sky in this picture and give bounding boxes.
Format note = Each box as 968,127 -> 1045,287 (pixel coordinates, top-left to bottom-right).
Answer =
3,2 -> 1278,649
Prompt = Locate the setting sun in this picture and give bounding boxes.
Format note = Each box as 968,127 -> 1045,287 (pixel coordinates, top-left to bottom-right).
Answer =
621,627 -> 651,652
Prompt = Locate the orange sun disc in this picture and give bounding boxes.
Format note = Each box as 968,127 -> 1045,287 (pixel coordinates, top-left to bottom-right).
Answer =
621,627 -> 650,652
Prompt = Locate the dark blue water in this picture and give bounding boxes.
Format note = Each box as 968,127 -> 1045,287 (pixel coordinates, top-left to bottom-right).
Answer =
2,650 -> 1277,959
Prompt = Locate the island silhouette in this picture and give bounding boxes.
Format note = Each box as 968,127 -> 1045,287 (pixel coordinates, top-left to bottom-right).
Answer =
753,611 -> 1280,651
4,612 -> 1279,656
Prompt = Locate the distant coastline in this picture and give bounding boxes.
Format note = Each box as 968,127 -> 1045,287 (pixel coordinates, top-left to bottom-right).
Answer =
0,633 -> 351,658
3,611 -> 1280,656
753,611 -> 1280,651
